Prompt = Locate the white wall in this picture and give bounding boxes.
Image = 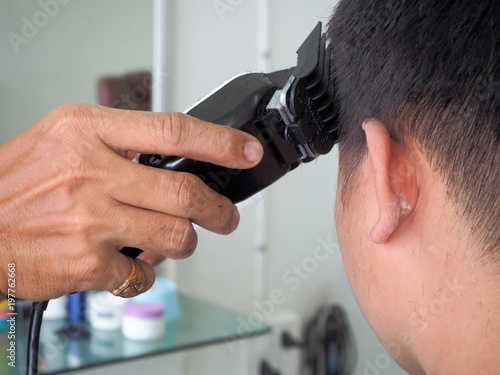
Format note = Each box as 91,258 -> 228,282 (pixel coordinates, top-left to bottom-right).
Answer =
0,0 -> 153,142
0,1 -> 407,374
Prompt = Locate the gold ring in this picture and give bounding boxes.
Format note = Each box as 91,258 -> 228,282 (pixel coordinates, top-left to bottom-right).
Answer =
111,257 -> 145,298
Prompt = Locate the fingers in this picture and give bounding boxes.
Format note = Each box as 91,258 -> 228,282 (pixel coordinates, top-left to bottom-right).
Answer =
98,253 -> 156,296
92,106 -> 264,169
109,153 -> 239,234
32,103 -> 254,300
62,243 -> 156,298
90,205 -> 197,293
110,204 -> 199,259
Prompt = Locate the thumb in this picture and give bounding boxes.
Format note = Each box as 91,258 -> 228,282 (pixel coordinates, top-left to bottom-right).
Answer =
93,106 -> 264,169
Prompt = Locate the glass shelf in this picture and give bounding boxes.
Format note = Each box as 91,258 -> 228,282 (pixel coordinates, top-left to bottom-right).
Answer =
2,295 -> 269,375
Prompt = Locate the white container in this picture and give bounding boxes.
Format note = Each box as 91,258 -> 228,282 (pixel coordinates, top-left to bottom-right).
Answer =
122,302 -> 165,341
129,278 -> 180,322
44,295 -> 68,320
88,292 -> 127,331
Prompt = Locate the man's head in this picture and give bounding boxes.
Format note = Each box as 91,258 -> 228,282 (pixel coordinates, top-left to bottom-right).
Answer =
327,0 -> 500,373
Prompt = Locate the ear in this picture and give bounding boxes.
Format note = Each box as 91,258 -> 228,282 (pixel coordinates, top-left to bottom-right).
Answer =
363,119 -> 419,244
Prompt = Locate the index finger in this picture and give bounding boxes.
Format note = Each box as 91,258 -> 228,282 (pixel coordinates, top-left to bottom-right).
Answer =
94,106 -> 264,169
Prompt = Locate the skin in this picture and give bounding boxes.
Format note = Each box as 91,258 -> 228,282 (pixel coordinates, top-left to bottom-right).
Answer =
335,119 -> 500,374
0,103 -> 264,302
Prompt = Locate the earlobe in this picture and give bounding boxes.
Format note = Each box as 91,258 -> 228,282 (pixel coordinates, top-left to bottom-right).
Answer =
363,119 -> 419,244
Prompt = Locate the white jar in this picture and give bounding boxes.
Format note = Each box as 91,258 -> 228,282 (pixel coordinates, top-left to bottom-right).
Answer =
88,292 -> 127,331
44,295 -> 68,320
122,302 -> 165,341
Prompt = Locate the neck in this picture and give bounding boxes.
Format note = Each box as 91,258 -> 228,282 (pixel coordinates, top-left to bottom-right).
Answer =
417,253 -> 500,374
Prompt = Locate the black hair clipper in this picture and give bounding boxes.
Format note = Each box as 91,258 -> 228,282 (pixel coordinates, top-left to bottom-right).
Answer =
121,22 -> 339,258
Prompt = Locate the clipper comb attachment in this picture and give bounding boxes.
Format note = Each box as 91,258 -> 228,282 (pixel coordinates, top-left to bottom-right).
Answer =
267,22 -> 339,160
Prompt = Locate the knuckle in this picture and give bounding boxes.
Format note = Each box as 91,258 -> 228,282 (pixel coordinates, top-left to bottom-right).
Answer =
64,202 -> 102,245
63,159 -> 86,188
59,102 -> 87,116
155,112 -> 186,148
57,102 -> 89,125
59,160 -> 97,202
168,218 -> 196,258
73,206 -> 96,236
168,172 -> 200,215
84,254 -> 104,282
50,103 -> 82,119
47,103 -> 97,136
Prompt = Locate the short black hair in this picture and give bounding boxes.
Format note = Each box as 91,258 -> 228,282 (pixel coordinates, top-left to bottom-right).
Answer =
327,0 -> 500,260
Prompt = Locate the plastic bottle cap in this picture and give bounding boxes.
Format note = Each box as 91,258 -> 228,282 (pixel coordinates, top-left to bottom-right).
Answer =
124,303 -> 164,319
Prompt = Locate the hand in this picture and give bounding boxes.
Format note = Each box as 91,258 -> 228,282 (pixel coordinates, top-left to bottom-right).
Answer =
0,103 -> 263,301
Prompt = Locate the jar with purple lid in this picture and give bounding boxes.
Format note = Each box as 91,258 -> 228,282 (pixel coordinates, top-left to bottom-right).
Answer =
122,302 -> 165,341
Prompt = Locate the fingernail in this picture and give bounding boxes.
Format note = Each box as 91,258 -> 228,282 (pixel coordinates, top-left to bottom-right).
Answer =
229,206 -> 240,232
244,141 -> 263,163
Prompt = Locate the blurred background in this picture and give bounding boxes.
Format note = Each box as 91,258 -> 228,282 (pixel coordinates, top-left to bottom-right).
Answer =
0,1 -> 407,374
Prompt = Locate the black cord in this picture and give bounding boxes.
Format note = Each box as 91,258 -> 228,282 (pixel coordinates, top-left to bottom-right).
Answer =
27,300 -> 49,375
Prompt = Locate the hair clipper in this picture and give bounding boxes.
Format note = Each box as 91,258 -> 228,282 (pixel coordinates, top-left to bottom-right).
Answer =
121,22 -> 340,258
